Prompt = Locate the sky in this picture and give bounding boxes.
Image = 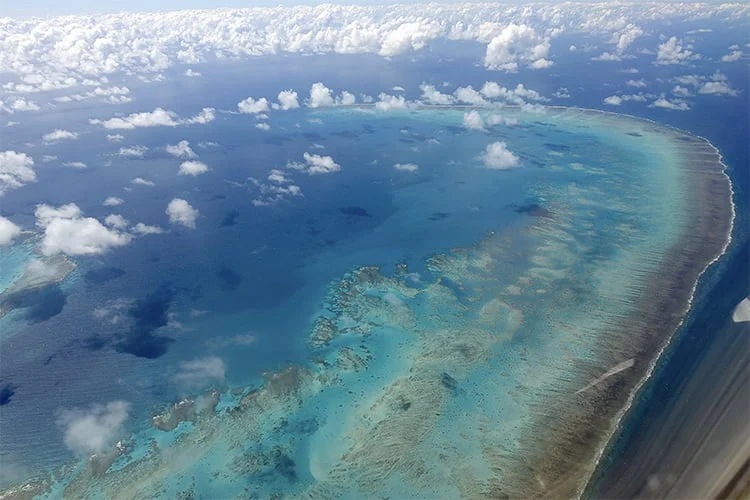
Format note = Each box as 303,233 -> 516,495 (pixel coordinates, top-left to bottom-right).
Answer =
0,0 -> 732,19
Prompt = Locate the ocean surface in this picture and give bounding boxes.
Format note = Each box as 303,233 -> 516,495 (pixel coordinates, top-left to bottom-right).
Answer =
0,99 -> 733,497
0,28 -> 747,497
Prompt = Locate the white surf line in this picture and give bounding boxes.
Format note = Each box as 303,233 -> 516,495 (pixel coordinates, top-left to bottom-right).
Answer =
573,129 -> 737,500
575,359 -> 635,395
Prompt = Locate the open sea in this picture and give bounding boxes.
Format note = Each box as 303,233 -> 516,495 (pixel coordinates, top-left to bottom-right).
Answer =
0,26 -> 747,497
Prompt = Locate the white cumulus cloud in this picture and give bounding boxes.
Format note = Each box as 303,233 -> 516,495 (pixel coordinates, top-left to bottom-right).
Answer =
484,24 -> 552,72
179,160 -> 209,176
0,151 -> 36,195
35,203 -> 133,256
480,142 -> 520,169
238,96 -> 269,114
42,129 -> 78,143
288,152 -> 341,175
276,90 -> 299,110
57,401 -> 130,457
394,163 -> 418,172
656,37 -> 697,65
166,140 -> 197,159
463,110 -> 485,130
166,198 -> 199,228
0,216 -> 21,246
90,107 -> 214,129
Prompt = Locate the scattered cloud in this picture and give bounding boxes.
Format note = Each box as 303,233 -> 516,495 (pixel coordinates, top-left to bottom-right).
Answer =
288,152 -> 341,175
132,222 -> 164,235
307,82 -> 356,108
0,215 -> 21,246
179,160 -> 209,176
42,129 -> 78,143
480,142 -> 519,169
603,95 -> 623,105
375,93 -> 409,111
419,83 -> 454,105
166,140 -> 197,159
57,401 -> 130,457
103,197 -> 124,206
237,96 -> 269,114
117,146 -> 148,157
394,163 -> 419,172
721,50 -> 743,62
106,134 -> 125,142
626,79 -> 647,88
463,110 -> 485,130
649,97 -> 690,111
656,37 -> 697,65
131,177 -> 155,186
255,123 -> 271,131
90,107 -> 215,129
698,80 -> 738,96
275,90 -> 299,110
166,198 -> 199,228
174,356 -> 226,389
0,151 -> 36,195
484,24 -> 552,71
104,214 -> 129,230
35,203 -> 133,256
184,68 -> 201,77
63,161 -> 87,169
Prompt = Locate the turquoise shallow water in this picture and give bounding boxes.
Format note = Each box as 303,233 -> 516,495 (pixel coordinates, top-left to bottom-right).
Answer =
0,106 -> 726,497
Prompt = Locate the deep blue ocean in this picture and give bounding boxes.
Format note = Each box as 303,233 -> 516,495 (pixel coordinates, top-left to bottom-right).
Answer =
0,18 -> 747,495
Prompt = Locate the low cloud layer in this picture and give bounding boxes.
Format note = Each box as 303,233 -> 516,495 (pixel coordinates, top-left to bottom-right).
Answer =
166,198 -> 199,228
480,142 -> 520,169
57,401 -> 130,456
0,150 -> 36,195
35,203 -> 133,256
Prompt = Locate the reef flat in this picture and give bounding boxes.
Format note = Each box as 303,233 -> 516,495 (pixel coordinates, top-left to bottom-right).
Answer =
0,106 -> 733,499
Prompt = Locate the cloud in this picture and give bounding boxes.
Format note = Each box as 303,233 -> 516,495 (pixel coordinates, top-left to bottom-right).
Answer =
42,129 -> 78,143
174,356 -> 226,389
419,83 -> 454,105
288,152 -> 341,175
486,114 -> 518,126
131,177 -> 155,186
132,222 -> 164,235
592,52 -> 622,61
35,203 -> 133,256
480,142 -> 519,169
103,196 -> 124,206
649,97 -> 690,111
106,134 -> 125,142
656,37 -> 697,65
0,216 -> 21,246
603,95 -> 623,105
90,107 -> 215,129
394,163 -> 418,172
698,81 -> 738,96
63,161 -> 87,169
626,79 -> 647,88
104,214 -> 129,230
484,24 -> 551,72
375,93 -> 409,111
117,146 -> 148,157
237,96 -> 269,114
463,110 -> 485,130
166,198 -> 199,228
165,140 -> 197,159
255,123 -> 271,131
57,401 -> 130,457
1,3 -> 745,92
307,82 -> 356,108
455,86 -> 488,106
721,50 -> 743,62
184,68 -> 201,77
0,150 -> 36,195
178,160 -> 209,176
276,90 -> 299,110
